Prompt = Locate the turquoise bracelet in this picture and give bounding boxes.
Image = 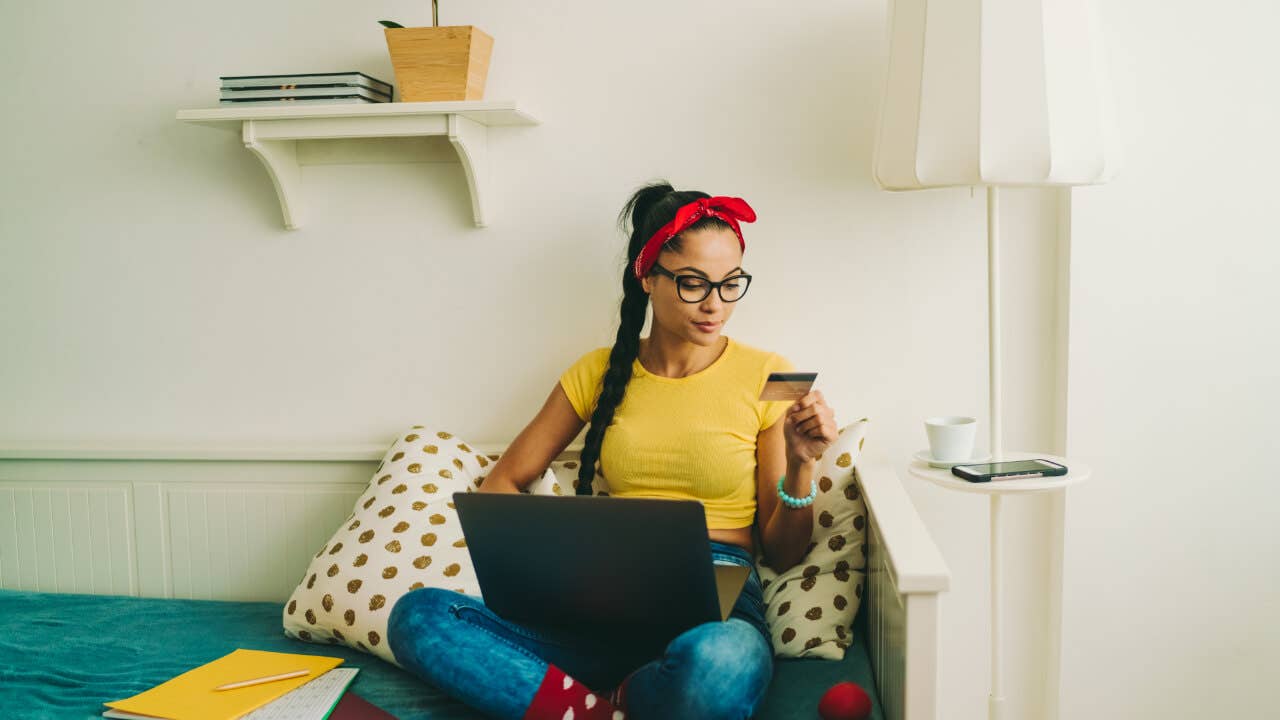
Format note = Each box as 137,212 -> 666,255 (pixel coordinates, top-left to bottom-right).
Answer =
777,475 -> 818,508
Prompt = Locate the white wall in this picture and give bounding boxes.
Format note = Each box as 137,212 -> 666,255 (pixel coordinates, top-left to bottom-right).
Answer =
1060,1 -> 1280,718
8,1 -> 1260,719
0,1 -> 994,453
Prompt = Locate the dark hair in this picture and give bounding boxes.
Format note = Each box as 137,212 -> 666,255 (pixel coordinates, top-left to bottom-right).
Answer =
575,181 -> 735,494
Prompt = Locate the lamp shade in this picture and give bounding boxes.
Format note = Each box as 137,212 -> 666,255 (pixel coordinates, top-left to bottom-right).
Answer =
873,0 -> 1121,190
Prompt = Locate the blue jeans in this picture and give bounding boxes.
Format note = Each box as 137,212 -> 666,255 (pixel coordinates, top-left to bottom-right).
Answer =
387,541 -> 773,719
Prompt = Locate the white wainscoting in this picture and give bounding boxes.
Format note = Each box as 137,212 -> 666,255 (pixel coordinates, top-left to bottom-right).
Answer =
0,458 -> 376,602
0,483 -> 135,596
868,513 -> 906,720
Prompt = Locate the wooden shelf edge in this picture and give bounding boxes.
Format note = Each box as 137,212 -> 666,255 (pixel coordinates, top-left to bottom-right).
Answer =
176,100 -> 539,127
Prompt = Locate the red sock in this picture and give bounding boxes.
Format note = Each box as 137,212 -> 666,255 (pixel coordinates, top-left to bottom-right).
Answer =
521,664 -> 625,720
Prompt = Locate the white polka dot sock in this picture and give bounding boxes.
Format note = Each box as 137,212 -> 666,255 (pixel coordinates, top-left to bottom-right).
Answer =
520,664 -> 624,720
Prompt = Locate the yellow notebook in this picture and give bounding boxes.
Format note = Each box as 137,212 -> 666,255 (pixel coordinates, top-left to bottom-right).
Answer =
104,649 -> 344,720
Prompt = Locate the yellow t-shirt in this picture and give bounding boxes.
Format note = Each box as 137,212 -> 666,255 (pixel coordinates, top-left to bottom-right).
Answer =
558,337 -> 795,530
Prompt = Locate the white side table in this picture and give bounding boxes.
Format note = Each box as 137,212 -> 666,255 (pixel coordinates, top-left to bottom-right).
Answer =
908,451 -> 1091,720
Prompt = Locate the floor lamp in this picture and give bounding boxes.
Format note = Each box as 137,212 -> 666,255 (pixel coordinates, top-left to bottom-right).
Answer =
872,1 -> 1121,719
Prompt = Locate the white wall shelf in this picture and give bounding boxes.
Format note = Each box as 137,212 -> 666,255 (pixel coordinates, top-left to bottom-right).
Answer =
176,101 -> 539,229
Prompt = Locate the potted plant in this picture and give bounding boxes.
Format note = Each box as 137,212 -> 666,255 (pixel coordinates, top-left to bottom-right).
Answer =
380,1 -> 493,102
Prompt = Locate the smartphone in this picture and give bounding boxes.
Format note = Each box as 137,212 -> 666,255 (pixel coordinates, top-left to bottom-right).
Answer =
950,459 -> 1068,483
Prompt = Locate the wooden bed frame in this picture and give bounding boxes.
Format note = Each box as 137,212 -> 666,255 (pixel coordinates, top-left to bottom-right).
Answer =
0,444 -> 949,720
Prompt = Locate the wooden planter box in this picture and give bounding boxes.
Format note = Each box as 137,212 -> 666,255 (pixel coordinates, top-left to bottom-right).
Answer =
384,26 -> 493,102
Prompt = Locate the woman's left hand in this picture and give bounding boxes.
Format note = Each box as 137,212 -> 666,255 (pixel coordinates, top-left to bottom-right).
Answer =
783,390 -> 838,464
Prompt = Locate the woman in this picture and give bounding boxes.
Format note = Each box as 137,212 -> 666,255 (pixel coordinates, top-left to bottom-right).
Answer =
388,182 -> 838,720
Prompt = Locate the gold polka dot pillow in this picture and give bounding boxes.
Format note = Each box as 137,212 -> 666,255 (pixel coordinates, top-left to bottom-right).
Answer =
755,419 -> 870,659
532,459 -> 610,496
282,425 -> 499,666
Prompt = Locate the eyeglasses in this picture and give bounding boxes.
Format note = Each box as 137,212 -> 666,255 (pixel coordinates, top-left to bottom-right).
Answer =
651,263 -> 753,303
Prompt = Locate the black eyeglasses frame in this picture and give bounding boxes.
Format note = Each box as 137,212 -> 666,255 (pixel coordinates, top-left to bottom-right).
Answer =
650,263 -> 753,303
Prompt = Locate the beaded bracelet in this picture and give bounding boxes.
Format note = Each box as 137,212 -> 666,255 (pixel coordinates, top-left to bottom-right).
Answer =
777,475 -> 818,509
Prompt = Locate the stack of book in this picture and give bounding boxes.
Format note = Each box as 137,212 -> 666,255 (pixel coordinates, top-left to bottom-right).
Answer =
219,72 -> 393,105
101,648 -> 396,719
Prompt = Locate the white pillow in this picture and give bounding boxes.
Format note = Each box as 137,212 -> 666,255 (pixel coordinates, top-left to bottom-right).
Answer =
537,458 -> 610,496
281,425 -> 548,666
755,419 -> 870,659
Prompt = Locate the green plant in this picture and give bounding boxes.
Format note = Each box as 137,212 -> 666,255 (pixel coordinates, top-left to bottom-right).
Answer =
379,0 -> 439,29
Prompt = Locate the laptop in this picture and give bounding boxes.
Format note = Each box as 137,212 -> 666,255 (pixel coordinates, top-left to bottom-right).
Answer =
451,491 -> 751,647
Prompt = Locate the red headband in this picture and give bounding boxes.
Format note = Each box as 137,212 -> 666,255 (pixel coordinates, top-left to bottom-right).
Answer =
633,196 -> 757,280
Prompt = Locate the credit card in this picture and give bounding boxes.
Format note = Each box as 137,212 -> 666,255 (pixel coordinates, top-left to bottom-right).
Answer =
759,372 -> 817,402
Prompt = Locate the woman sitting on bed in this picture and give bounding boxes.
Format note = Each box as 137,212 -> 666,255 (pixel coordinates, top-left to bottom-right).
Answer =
387,181 -> 838,720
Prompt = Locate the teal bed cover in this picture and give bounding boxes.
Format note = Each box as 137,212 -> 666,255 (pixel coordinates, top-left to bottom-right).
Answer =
0,589 -> 883,719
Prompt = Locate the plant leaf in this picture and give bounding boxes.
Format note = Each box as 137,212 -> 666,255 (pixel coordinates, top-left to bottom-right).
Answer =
378,20 -> 404,29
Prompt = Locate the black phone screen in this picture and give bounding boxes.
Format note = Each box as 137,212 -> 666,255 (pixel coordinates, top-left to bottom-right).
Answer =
958,460 -> 1061,475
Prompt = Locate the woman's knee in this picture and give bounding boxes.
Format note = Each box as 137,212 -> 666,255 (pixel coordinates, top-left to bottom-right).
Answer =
672,619 -> 772,672
388,587 -> 457,635
387,587 -> 474,668
667,620 -> 773,716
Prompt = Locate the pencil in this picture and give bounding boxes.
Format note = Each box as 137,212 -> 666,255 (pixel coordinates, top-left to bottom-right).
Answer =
213,669 -> 310,691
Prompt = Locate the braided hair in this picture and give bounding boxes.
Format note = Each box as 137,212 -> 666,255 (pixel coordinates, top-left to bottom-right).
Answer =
575,181 -> 736,495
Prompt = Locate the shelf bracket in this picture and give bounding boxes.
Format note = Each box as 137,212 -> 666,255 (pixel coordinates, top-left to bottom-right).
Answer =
239,114 -> 485,229
242,120 -> 303,229
178,102 -> 536,230
447,114 -> 489,227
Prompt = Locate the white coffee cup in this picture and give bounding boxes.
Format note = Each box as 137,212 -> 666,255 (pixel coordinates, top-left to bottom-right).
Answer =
924,416 -> 977,462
